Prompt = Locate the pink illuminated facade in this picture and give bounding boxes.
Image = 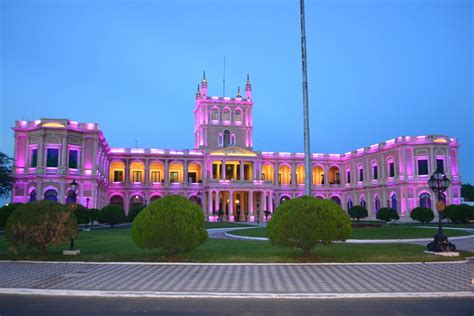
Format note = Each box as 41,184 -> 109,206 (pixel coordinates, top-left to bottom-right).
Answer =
11,75 -> 462,221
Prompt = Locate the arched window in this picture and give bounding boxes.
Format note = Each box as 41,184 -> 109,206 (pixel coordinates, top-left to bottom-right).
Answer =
211,108 -> 219,121
371,161 -> 378,180
358,165 -> 364,182
280,196 -> 290,204
234,110 -> 242,122
29,190 -> 37,202
360,196 -> 366,209
223,109 -> 230,121
347,197 -> 353,211
391,193 -> 398,211
223,130 -> 231,147
44,189 -> 58,202
419,193 -> 431,209
331,196 -> 341,206
110,195 -> 124,208
375,196 -> 381,212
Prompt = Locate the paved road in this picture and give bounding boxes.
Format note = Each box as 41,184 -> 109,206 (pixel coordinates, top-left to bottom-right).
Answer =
0,294 -> 473,315
0,260 -> 473,298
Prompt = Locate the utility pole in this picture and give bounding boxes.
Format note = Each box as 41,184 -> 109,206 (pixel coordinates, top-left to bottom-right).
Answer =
300,0 -> 312,196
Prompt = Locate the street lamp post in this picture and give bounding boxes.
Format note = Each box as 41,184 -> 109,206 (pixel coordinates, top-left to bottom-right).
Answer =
426,171 -> 456,252
65,179 -> 79,254
256,200 -> 260,226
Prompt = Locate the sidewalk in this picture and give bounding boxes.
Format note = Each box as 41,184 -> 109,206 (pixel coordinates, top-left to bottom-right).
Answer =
0,260 -> 472,299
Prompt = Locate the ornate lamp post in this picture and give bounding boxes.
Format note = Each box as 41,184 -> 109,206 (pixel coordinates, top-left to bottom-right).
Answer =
256,200 -> 260,226
426,171 -> 456,252
65,179 -> 80,254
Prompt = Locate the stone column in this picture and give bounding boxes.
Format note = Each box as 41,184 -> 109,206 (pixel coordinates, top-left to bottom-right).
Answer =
228,191 -> 234,222
37,132 -> 45,173
164,159 -> 169,186
240,160 -> 245,180
261,191 -> 267,221
252,161 -> 257,181
214,190 -> 220,212
274,162 -> 279,186
221,160 -> 226,180
184,160 -> 189,186
124,159 -> 130,185
291,162 -> 296,187
208,191 -> 214,216
144,159 -> 150,186
60,135 -> 68,173
248,191 -> 254,222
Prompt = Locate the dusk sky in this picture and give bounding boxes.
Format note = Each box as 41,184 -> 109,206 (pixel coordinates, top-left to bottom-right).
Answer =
1,0 -> 472,204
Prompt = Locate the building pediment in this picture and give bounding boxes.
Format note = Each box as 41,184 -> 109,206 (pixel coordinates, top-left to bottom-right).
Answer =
209,146 -> 257,157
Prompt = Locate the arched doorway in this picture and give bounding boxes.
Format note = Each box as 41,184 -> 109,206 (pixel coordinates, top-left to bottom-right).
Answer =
29,190 -> 37,202
130,195 -> 144,209
44,189 -> 58,202
280,195 -> 291,204
331,196 -> 341,206
419,193 -> 431,209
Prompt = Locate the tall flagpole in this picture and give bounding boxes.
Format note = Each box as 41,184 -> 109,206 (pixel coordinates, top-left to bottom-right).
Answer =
300,0 -> 312,196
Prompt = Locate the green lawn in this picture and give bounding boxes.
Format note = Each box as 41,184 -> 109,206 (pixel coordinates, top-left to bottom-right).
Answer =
229,225 -> 472,239
0,228 -> 471,263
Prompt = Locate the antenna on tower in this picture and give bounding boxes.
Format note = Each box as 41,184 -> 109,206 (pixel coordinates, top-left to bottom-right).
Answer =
223,56 -> 226,97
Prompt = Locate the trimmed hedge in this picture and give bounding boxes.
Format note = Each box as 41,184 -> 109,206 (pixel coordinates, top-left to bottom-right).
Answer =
410,207 -> 434,223
5,201 -> 78,255
131,195 -> 207,256
376,207 -> 400,222
348,205 -> 368,222
128,205 -> 146,223
99,204 -> 127,228
444,204 -> 474,224
267,196 -> 351,256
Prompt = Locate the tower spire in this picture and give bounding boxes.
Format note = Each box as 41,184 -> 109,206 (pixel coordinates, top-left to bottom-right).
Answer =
245,74 -> 252,99
202,71 -> 207,84
196,84 -> 201,97
200,71 -> 208,96
236,86 -> 241,98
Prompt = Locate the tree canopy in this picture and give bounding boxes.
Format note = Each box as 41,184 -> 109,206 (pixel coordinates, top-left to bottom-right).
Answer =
0,153 -> 14,198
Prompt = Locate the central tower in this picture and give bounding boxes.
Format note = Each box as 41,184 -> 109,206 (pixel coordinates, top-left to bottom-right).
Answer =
194,72 -> 254,151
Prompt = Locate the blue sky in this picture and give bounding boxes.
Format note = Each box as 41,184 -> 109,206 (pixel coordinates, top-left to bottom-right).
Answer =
1,0 -> 473,202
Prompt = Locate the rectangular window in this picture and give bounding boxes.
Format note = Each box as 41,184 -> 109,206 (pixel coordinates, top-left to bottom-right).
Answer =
170,171 -> 179,183
113,170 -> 123,182
30,149 -> 38,167
132,170 -> 142,182
235,111 -> 241,121
373,166 -> 378,180
211,110 -> 218,121
278,173 -> 282,184
261,173 -> 266,180
46,148 -> 59,167
223,110 -> 230,121
359,168 -> 364,182
346,171 -> 351,184
188,172 -> 197,183
218,135 -> 223,147
436,159 -> 444,173
68,150 -> 78,169
418,159 -> 429,175
151,171 -> 161,183
389,162 -> 395,177
212,164 -> 218,179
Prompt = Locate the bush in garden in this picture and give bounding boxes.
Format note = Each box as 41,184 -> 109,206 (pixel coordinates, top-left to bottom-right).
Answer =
5,201 -> 78,255
131,195 -> 207,256
267,196 -> 351,257
128,205 -> 146,223
444,204 -> 474,224
74,204 -> 90,226
98,204 -> 126,228
410,207 -> 435,223
88,208 -> 100,226
376,207 -> 400,222
348,205 -> 368,222
0,203 -> 23,228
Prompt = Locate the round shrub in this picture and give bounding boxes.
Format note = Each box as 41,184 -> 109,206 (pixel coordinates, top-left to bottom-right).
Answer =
98,204 -> 126,228
376,207 -> 400,222
0,203 -> 23,228
128,205 -> 146,223
88,208 -> 100,226
444,204 -> 474,224
74,204 -> 90,226
410,207 -> 434,223
267,196 -> 351,256
131,195 -> 207,256
348,205 -> 368,222
5,201 -> 78,255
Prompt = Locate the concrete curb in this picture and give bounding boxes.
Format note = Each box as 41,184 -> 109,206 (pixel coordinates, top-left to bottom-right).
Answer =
0,288 -> 472,299
224,231 -> 474,243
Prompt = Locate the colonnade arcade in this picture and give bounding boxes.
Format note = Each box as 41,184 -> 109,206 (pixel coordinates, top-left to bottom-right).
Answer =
206,190 -> 274,222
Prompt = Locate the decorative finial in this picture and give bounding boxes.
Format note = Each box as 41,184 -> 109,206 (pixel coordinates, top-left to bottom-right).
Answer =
196,84 -> 201,96
202,71 -> 207,84
246,73 -> 251,86
236,86 -> 241,98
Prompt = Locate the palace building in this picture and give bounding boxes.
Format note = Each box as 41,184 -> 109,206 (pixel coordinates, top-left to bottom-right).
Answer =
10,74 -> 462,221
